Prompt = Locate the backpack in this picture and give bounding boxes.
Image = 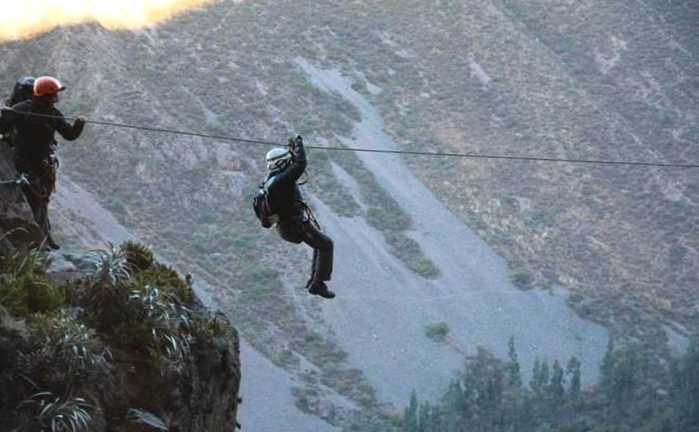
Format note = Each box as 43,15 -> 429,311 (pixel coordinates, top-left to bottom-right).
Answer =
253,178 -> 278,228
9,77 -> 35,106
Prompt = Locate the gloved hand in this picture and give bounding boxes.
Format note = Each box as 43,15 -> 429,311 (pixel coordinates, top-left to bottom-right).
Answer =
288,135 -> 303,152
74,116 -> 86,128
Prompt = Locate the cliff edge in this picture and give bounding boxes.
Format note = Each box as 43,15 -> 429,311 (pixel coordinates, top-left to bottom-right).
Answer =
0,143 -> 241,431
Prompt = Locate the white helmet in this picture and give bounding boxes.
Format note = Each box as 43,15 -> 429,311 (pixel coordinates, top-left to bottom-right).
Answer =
266,148 -> 292,172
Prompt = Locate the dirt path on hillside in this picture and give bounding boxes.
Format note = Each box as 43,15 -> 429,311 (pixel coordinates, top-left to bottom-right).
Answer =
297,58 -> 609,405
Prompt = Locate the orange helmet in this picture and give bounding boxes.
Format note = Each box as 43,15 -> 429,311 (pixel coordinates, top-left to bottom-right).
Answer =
33,76 -> 65,97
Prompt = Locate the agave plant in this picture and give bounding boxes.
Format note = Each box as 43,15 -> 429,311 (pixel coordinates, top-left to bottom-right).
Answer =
85,243 -> 131,287
19,312 -> 112,390
127,408 -> 170,431
129,285 -> 192,367
19,391 -> 92,432
45,312 -> 112,378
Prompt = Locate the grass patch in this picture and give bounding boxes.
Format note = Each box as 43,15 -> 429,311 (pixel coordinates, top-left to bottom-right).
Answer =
425,321 -> 450,343
511,271 -> 533,290
385,232 -> 440,279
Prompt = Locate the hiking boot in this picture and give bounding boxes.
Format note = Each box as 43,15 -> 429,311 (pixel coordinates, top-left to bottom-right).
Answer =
47,236 -> 60,250
308,281 -> 336,299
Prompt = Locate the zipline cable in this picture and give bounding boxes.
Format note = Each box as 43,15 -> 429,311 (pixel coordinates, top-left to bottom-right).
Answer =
5,108 -> 699,169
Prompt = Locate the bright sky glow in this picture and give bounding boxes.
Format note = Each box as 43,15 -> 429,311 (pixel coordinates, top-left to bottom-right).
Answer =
0,0 -> 219,41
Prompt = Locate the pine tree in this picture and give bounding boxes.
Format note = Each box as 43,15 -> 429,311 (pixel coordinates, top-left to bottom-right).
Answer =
566,356 -> 582,397
672,341 -> 699,426
404,390 -> 419,432
443,386 -> 461,432
549,360 -> 566,400
418,401 -> 431,432
539,360 -> 550,390
600,339 -> 615,395
508,336 -> 522,388
530,358 -> 542,393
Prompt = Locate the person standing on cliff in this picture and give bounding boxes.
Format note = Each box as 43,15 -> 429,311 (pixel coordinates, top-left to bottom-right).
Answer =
1,76 -> 35,147
254,136 -> 336,299
0,76 -> 86,250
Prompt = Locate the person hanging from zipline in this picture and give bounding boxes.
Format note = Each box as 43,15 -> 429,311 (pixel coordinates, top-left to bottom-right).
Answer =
254,135 -> 336,299
0,76 -> 86,250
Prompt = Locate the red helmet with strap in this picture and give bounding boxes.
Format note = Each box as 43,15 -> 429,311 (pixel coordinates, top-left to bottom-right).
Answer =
33,76 -> 65,97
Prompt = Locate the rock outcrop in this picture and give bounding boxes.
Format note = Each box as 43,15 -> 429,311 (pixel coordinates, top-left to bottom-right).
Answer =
0,141 -> 241,431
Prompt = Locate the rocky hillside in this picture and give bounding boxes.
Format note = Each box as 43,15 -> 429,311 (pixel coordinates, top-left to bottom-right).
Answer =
0,1 -> 696,430
0,145 -> 240,431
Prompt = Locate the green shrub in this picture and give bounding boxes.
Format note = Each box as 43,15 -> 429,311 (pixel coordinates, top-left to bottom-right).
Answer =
425,322 -> 450,342
511,272 -> 533,290
0,272 -> 64,316
119,241 -> 155,274
134,264 -> 192,304
385,232 -> 440,279
190,315 -> 227,343
111,319 -> 153,355
126,286 -> 193,369
30,311 -> 111,381
0,243 -> 48,277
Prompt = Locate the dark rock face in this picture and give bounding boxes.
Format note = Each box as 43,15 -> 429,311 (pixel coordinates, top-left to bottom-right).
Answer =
171,313 -> 241,431
0,142 -> 241,431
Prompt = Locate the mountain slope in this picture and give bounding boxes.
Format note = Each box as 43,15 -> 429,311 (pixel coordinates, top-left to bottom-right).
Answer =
0,0 -> 696,429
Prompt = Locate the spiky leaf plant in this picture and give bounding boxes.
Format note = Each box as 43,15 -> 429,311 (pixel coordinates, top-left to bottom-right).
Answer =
134,264 -> 192,304
126,408 -> 170,431
119,241 -> 155,274
86,244 -> 131,288
128,285 -> 192,371
19,312 -> 112,391
39,311 -> 111,379
19,391 -> 92,432
84,244 -> 132,327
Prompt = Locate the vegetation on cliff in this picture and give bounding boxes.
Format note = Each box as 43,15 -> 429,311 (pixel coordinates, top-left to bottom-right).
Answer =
0,239 -> 240,431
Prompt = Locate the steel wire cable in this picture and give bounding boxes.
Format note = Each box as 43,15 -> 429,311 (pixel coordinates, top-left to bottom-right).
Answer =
3,108 -> 699,169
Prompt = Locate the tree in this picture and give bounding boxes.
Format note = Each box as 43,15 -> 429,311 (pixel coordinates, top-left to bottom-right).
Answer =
530,359 -> 542,393
418,401 -> 431,432
672,341 -> 699,427
549,360 -> 566,401
600,339 -> 646,415
600,339 -> 615,395
566,356 -> 582,398
508,336 -> 522,388
539,360 -> 550,391
442,384 -> 462,432
404,390 -> 419,432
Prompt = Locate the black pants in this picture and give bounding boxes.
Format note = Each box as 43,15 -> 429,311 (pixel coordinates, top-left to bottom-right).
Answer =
16,159 -> 54,243
23,189 -> 51,239
278,220 -> 334,284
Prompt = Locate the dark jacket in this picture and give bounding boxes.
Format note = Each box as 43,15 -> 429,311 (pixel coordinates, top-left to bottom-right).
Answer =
266,139 -> 308,223
0,98 -> 84,163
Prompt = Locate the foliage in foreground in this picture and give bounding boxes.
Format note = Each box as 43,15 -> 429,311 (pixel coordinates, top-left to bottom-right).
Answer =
0,241 -> 226,431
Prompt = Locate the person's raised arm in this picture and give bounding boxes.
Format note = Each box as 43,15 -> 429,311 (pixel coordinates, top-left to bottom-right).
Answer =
54,108 -> 85,141
275,135 -> 307,184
